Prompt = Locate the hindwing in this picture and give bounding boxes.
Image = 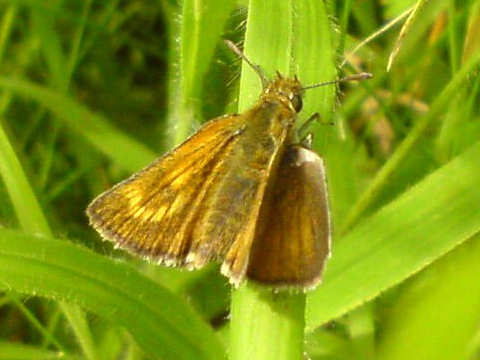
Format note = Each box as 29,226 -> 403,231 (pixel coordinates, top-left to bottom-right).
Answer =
246,145 -> 331,289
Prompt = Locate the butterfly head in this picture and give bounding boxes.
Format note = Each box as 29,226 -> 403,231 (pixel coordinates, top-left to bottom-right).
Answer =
223,39 -> 372,114
263,72 -> 304,113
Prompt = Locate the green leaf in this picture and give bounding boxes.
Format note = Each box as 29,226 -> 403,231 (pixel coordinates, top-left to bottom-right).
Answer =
0,77 -> 156,173
377,234 -> 480,360
237,0 -> 292,111
176,0 -> 236,144
0,341 -> 82,360
230,1 -> 336,360
0,228 -> 225,360
307,139 -> 480,329
0,122 -> 50,234
230,2 -> 297,358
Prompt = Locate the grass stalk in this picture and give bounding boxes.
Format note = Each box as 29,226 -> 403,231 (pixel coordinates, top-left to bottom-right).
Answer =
229,1 -> 335,359
230,285 -> 306,360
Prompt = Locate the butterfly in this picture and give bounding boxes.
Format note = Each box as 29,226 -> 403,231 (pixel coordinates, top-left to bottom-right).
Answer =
87,40 -> 370,290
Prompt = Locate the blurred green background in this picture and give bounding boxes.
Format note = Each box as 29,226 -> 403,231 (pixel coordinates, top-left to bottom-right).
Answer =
1,0 -> 480,359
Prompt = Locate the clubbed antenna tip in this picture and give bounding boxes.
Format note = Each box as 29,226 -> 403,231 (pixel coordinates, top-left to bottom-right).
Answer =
302,72 -> 373,91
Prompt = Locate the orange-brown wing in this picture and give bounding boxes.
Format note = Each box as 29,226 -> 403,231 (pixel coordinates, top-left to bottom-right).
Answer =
246,145 -> 331,290
86,114 -> 244,267
192,103 -> 295,285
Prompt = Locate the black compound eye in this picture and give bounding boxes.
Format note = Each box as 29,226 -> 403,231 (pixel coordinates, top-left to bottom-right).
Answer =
291,94 -> 303,112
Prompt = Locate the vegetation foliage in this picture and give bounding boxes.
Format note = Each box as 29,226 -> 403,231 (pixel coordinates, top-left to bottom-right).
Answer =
0,0 -> 480,359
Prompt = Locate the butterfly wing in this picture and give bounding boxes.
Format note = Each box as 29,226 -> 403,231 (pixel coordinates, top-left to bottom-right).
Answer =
87,102 -> 294,281
87,114 -> 244,266
195,103 -> 295,285
246,145 -> 331,289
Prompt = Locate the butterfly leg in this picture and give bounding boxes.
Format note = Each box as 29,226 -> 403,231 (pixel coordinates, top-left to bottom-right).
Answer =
298,112 -> 336,145
298,113 -> 320,137
297,112 -> 322,147
298,132 -> 313,148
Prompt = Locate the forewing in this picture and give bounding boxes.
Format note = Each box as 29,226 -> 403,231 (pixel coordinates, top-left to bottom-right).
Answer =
246,145 -> 331,290
88,100 -> 296,283
189,103 -> 295,285
86,114 -> 243,267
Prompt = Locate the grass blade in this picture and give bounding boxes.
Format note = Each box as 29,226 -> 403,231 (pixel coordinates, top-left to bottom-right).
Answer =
0,77 -> 156,173
176,0 -> 236,144
0,341 -> 82,360
230,1 -> 336,360
307,139 -> 480,329
0,227 -> 225,360
377,234 -> 480,360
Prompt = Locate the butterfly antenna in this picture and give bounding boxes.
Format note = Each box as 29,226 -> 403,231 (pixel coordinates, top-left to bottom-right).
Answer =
224,40 -> 270,89
302,72 -> 373,91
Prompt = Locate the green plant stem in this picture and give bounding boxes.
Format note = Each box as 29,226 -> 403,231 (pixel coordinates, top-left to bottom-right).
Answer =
230,284 -> 306,360
175,0 -> 236,146
228,1 -> 335,359
0,5 -> 17,64
9,294 -> 67,352
0,111 -> 100,360
0,123 -> 50,234
60,302 -> 98,360
338,0 -> 353,56
0,119 -> 100,359
228,1 -> 304,358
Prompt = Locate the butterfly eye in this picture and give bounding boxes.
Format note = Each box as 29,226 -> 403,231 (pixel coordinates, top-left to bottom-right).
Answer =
291,94 -> 303,112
